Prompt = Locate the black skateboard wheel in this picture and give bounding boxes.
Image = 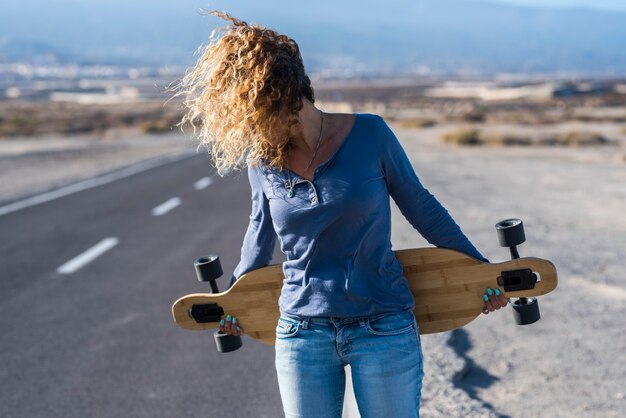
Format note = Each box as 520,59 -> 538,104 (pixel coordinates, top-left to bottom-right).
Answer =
495,219 -> 526,248
194,255 -> 223,294
511,297 -> 540,325
194,255 -> 223,282
214,330 -> 243,353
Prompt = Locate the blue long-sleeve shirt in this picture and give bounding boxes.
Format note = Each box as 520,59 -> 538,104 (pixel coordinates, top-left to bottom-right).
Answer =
230,113 -> 488,318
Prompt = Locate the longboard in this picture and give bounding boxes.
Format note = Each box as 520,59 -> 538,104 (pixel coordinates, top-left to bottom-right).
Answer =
172,247 -> 557,345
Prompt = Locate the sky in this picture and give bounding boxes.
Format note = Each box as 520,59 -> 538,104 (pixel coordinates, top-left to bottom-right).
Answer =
487,0 -> 626,12
3,0 -> 625,75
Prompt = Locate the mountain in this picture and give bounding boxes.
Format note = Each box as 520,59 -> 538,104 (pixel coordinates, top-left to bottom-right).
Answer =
0,37 -> 75,64
2,0 -> 626,76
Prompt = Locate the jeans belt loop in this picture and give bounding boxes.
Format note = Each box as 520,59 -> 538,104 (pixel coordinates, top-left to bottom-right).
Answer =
358,318 -> 366,327
301,318 -> 310,330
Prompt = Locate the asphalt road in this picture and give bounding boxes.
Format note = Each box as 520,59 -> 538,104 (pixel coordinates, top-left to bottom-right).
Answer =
0,154 -> 286,418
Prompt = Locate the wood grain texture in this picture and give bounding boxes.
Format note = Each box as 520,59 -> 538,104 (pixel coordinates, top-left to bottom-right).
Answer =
172,247 -> 557,344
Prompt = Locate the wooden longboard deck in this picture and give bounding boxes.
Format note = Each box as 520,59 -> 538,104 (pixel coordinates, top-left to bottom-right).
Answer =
172,247 -> 557,344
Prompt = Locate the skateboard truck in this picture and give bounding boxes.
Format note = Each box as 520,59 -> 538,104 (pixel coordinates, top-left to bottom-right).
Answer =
495,219 -> 541,325
193,255 -> 243,353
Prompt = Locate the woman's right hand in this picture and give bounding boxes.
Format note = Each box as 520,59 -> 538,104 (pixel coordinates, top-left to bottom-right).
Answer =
218,314 -> 244,336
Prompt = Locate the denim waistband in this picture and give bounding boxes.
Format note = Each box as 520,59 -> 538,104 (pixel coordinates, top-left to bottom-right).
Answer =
280,309 -> 414,330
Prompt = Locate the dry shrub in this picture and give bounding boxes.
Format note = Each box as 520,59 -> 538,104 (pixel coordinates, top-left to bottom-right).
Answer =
441,129 -> 531,146
442,128 -> 614,147
141,120 -> 174,134
441,129 -> 482,145
396,117 -> 436,129
0,101 -> 185,138
553,131 -> 611,146
481,133 -> 533,146
461,109 -> 486,123
574,115 -> 626,123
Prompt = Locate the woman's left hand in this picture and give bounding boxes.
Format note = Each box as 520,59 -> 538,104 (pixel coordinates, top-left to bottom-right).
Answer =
481,287 -> 510,315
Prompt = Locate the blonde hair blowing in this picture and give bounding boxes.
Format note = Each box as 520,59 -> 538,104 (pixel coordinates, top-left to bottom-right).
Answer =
167,10 -> 315,176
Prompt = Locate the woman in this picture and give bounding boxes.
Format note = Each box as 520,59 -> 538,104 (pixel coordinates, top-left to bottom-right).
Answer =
171,11 -> 509,418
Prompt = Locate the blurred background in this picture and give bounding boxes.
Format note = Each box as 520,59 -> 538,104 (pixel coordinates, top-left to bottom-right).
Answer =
1,1 -> 624,417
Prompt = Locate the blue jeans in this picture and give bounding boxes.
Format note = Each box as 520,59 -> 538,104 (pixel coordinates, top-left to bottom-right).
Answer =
275,310 -> 424,418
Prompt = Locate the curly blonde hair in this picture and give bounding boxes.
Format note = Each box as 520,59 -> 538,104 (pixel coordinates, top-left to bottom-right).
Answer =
167,10 -> 315,175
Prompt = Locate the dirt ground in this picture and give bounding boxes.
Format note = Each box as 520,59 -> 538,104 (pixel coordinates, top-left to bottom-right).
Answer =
389,121 -> 625,417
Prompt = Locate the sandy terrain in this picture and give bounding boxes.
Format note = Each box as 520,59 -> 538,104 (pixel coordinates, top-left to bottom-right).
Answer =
389,122 -> 625,417
1,119 -> 624,417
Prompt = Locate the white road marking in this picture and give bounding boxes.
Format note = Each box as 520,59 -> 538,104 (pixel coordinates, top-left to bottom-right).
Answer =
193,176 -> 213,190
57,237 -> 119,275
151,197 -> 181,216
0,150 -> 196,217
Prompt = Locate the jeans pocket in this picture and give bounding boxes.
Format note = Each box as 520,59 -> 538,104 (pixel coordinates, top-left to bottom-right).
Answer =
366,311 -> 416,336
276,316 -> 301,339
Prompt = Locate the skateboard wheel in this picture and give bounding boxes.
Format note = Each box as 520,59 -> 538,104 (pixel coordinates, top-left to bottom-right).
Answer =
495,218 -> 526,248
511,297 -> 540,325
194,255 -> 223,293
194,255 -> 223,281
214,330 -> 243,353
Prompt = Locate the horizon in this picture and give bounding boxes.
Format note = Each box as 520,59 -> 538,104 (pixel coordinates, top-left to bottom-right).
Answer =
2,0 -> 626,77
